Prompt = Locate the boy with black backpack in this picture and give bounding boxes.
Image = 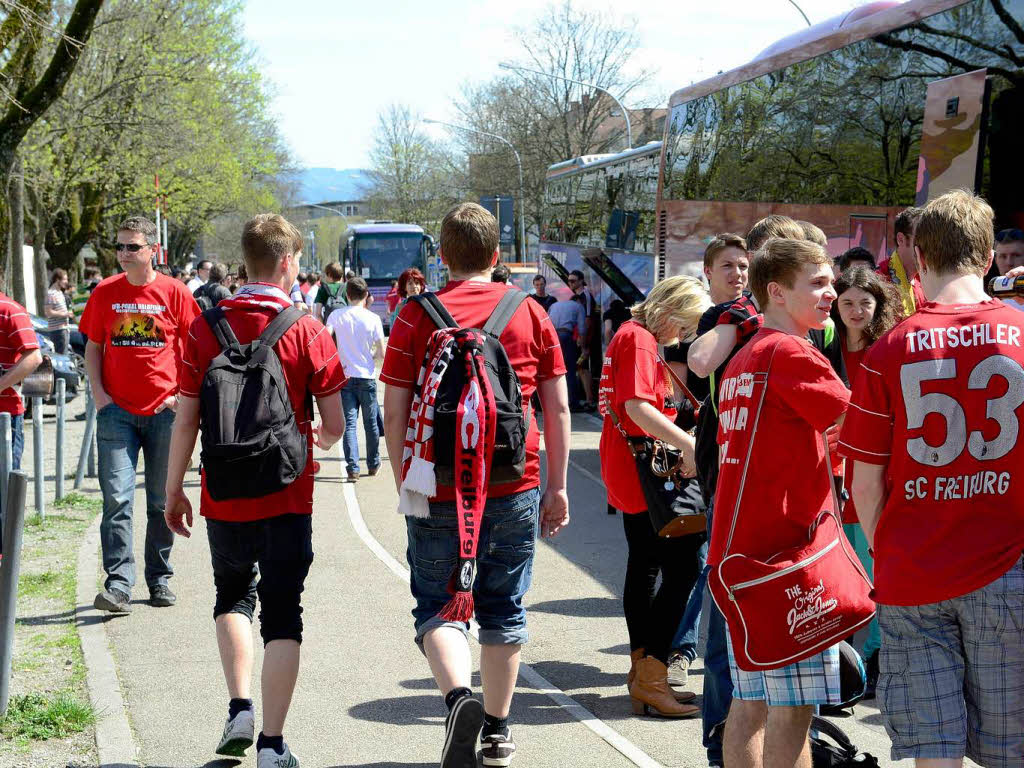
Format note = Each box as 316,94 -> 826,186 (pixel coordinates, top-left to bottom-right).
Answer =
164,214 -> 345,768
381,202 -> 571,768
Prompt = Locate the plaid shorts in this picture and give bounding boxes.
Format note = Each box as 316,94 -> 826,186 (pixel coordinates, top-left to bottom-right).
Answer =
877,557 -> 1024,767
725,629 -> 841,707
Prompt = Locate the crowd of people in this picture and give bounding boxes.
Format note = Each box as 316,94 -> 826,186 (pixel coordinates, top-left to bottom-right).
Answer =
19,192 -> 1019,768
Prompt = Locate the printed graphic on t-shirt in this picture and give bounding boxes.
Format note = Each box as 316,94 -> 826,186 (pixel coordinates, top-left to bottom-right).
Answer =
108,303 -> 168,347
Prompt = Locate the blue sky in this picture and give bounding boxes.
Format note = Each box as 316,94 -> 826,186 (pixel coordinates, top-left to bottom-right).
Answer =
243,0 -> 863,169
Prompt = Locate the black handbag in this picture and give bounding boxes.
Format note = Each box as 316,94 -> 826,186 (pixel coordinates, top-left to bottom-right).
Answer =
608,358 -> 706,538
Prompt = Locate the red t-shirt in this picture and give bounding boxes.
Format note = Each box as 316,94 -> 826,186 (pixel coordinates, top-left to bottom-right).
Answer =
708,329 -> 850,566
380,281 -> 565,502
179,283 -> 347,522
598,321 -> 676,514
0,293 -> 39,416
839,339 -> 867,524
80,273 -> 200,415
839,300 -> 1024,605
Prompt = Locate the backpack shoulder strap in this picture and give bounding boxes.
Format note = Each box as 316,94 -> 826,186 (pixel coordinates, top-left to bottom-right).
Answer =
809,716 -> 857,753
483,289 -> 529,337
203,307 -> 240,351
410,293 -> 457,329
258,306 -> 304,348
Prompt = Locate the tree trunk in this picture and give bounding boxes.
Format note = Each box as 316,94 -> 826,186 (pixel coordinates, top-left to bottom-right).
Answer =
10,156 -> 26,307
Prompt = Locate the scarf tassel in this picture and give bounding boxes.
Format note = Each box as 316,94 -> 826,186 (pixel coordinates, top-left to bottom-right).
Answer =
438,591 -> 474,623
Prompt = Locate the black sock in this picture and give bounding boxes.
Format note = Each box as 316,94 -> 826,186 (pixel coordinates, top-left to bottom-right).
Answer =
482,713 -> 509,738
228,698 -> 253,719
444,686 -> 472,712
256,733 -> 283,755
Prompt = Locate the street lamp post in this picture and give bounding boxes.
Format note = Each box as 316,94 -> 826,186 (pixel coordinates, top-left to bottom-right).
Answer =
424,118 -> 527,261
498,61 -> 632,150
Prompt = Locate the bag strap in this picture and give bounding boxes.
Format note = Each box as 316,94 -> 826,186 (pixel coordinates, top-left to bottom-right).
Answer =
204,307 -> 240,352
659,353 -> 701,410
258,305 -> 304,348
483,289 -> 529,337
410,293 -> 457,330
809,716 -> 857,754
722,337 -> 783,556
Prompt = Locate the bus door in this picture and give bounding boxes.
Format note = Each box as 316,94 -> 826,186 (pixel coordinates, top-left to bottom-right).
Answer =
915,69 -> 990,205
848,215 -> 888,265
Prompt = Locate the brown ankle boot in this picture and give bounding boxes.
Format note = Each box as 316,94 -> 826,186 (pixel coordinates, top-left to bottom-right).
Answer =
630,657 -> 700,718
626,648 -> 645,693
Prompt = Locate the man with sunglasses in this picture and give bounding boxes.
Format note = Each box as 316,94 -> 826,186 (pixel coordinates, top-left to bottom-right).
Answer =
81,217 -> 200,613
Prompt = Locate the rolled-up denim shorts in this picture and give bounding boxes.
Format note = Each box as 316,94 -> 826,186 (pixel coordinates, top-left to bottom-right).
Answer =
406,486 -> 540,648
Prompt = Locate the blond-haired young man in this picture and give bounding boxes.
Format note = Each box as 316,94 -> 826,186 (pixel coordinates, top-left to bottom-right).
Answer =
164,213 -> 345,768
841,190 -> 1024,768
382,202 -> 570,768
710,238 -> 850,768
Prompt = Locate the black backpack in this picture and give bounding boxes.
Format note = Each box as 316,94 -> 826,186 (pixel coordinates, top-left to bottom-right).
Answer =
410,290 -> 528,487
810,716 -> 880,767
198,306 -> 309,501
194,284 -> 214,312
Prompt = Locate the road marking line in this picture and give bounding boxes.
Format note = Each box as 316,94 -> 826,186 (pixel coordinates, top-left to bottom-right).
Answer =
341,480 -> 664,768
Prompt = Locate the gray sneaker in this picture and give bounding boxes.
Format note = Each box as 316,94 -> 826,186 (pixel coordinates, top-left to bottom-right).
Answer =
667,652 -> 690,688
94,588 -> 131,614
441,695 -> 484,768
257,741 -> 299,768
216,708 -> 254,757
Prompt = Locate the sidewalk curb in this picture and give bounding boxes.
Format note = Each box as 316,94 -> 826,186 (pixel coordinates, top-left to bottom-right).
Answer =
75,512 -> 140,767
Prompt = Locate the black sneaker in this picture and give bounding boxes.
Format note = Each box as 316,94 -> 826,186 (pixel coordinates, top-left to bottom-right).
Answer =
149,584 -> 176,607
441,694 -> 484,768
480,730 -> 516,767
94,588 -> 132,613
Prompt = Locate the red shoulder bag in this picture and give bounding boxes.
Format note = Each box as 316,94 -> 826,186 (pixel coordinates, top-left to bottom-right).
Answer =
708,340 -> 875,672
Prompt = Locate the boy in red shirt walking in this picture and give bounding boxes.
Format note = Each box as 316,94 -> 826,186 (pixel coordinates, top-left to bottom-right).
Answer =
710,238 -> 850,768
382,202 -> 571,768
841,189 -> 1024,768
164,214 -> 345,768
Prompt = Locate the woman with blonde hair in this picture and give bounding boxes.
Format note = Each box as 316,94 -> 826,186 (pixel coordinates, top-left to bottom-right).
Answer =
599,275 -> 711,718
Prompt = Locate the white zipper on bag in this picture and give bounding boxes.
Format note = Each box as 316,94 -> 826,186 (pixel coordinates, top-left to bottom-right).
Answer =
727,537 -> 839,596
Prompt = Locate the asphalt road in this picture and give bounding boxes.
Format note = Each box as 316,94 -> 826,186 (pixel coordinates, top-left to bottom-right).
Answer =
96,410 -> 916,768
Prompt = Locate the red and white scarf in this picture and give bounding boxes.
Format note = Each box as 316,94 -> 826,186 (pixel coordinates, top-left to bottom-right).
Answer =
399,328 -> 497,622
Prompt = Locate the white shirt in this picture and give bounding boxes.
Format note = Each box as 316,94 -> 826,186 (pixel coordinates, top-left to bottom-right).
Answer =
187,277 -> 205,293
304,284 -> 317,309
1002,298 -> 1024,312
328,304 -> 384,379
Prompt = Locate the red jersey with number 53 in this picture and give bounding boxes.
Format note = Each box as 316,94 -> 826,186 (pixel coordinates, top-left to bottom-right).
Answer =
840,300 -> 1024,606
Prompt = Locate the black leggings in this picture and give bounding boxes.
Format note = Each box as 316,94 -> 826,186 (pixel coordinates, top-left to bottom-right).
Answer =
621,511 -> 703,665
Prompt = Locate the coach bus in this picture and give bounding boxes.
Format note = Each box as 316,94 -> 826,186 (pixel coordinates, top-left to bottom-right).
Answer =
342,222 -> 438,330
655,0 -> 1022,279
540,141 -> 662,305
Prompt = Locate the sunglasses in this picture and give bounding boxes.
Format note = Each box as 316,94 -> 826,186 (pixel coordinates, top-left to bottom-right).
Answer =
996,229 -> 1023,243
115,243 -> 149,252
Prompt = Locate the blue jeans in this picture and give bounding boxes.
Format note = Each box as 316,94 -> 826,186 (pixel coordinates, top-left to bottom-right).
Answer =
702,500 -> 732,767
672,534 -> 709,660
557,330 -> 581,407
11,413 -> 23,471
341,378 -> 380,475
96,403 -> 175,594
406,487 -> 540,647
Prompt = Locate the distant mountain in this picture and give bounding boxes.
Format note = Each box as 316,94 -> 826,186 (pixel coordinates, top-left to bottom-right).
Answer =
287,167 -> 373,205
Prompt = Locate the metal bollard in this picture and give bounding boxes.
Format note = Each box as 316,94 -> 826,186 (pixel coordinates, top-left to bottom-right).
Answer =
55,380 -> 66,502
0,413 -> 9,548
74,388 -> 97,490
31,397 -> 43,521
0,471 -> 29,717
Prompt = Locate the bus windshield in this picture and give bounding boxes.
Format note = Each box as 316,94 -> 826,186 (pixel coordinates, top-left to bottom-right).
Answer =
354,234 -> 424,282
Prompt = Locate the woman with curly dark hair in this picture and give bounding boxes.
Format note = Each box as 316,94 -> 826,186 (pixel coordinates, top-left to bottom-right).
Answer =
831,264 -> 902,699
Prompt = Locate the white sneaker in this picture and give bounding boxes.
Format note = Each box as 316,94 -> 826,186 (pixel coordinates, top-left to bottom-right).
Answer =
257,741 -> 300,768
215,708 -> 254,757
